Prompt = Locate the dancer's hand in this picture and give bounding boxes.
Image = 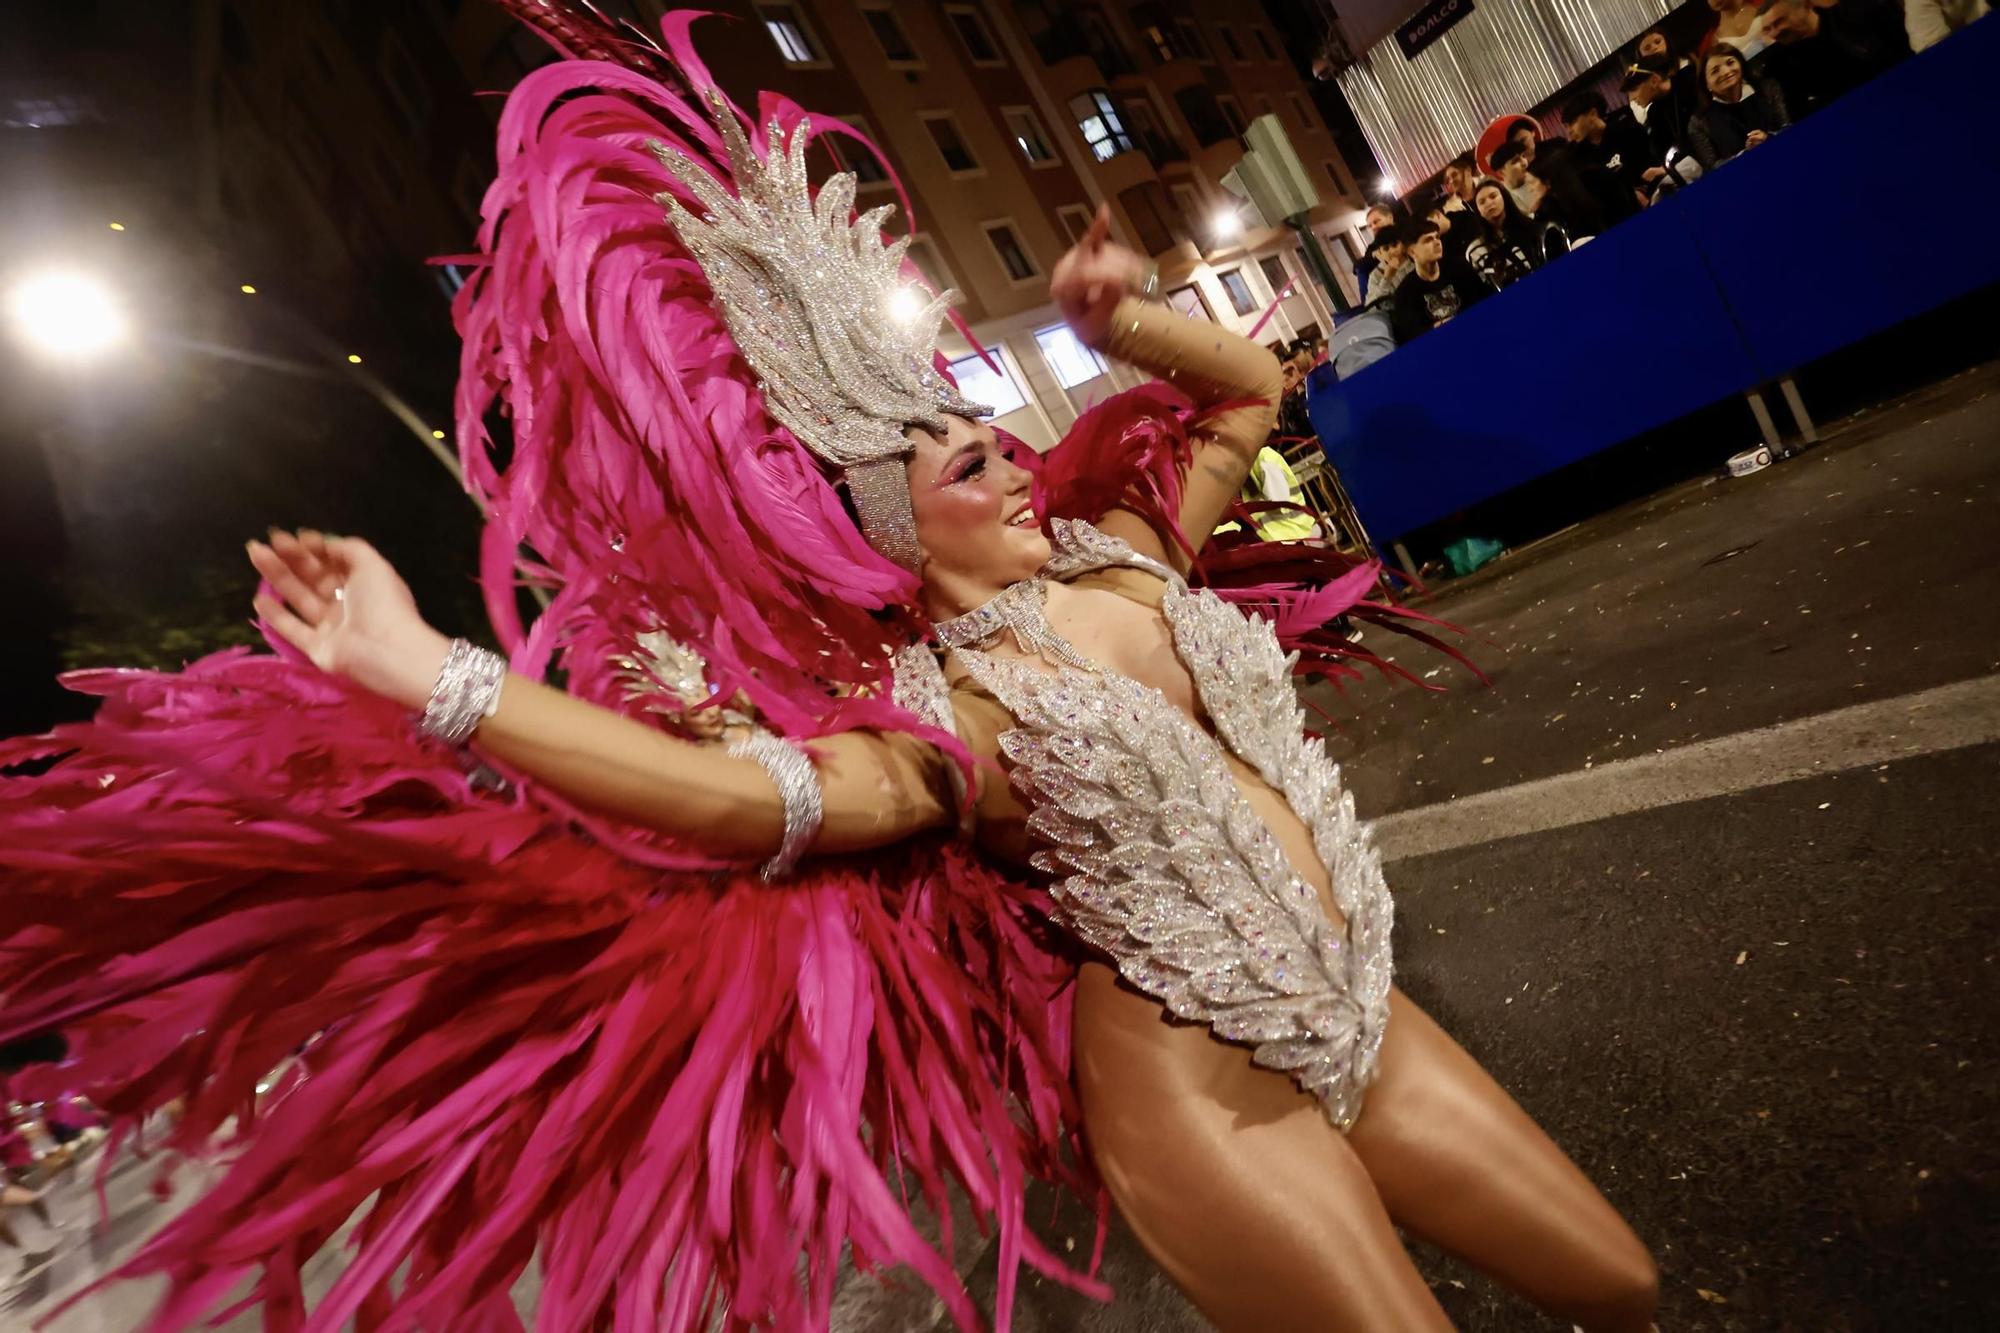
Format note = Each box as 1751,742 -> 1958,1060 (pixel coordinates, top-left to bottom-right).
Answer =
1050,203 -> 1149,347
248,529 -> 451,710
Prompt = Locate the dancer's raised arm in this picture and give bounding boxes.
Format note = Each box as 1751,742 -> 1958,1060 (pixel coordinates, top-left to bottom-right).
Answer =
248,530 -> 954,861
1051,205 -> 1285,567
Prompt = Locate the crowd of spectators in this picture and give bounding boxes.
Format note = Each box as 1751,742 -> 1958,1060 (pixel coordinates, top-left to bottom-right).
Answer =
1346,0 -> 1981,353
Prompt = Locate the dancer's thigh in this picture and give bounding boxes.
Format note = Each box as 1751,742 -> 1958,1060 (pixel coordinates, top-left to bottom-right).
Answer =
1348,989 -> 1658,1331
1072,963 -> 1451,1333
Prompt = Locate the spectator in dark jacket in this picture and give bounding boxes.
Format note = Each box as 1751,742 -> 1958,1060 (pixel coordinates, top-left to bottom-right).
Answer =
1464,180 -> 1546,291
1688,46 -> 1791,169
1634,26 -> 1703,133
1621,58 -> 1690,190
1760,0 -> 1910,118
1562,90 -> 1654,204
1392,220 -> 1487,342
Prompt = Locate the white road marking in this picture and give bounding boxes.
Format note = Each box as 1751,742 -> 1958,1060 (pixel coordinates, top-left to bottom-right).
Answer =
1370,674 -> 2000,863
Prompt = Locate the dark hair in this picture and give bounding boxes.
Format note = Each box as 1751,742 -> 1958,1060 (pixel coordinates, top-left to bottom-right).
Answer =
1561,91 -> 1608,125
1447,150 -> 1477,174
1633,26 -> 1672,59
1472,178 -> 1532,235
1490,139 -> 1530,171
1621,56 -> 1672,92
1407,219 -> 1441,243
1365,231 -> 1403,257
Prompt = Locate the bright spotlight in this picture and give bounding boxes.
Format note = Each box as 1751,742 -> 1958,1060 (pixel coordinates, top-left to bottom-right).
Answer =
1375,176 -> 1399,197
1211,207 -> 1242,238
886,285 -> 924,324
6,268 -> 130,361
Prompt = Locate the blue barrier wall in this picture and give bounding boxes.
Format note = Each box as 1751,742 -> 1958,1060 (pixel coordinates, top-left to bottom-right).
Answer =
1309,18 -> 2000,545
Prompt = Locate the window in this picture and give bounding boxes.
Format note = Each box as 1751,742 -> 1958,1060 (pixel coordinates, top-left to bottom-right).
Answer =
1259,254 -> 1293,299
1218,268 -> 1258,316
1035,323 -> 1107,389
827,115 -> 890,187
1057,204 -> 1093,246
1253,27 -> 1278,61
1217,94 -> 1246,137
1003,107 -> 1056,166
922,114 -> 979,174
758,3 -> 825,65
1175,18 -> 1212,62
1323,161 -> 1343,190
983,221 -> 1039,283
377,31 -> 431,136
1166,284 -> 1214,322
1175,86 -> 1233,147
907,236 -> 952,292
1216,23 -> 1245,61
1126,97 -> 1162,139
1140,24 -> 1175,62
943,4 -> 1004,66
861,5 -> 919,64
947,350 -> 1027,416
1168,182 -> 1203,241
1069,90 -> 1134,163
1289,91 -> 1316,131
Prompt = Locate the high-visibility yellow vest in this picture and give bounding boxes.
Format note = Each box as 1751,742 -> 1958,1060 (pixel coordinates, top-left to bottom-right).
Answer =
1219,446 -> 1319,541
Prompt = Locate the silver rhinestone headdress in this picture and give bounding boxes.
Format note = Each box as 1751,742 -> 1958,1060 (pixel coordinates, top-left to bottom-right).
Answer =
651,89 -> 990,570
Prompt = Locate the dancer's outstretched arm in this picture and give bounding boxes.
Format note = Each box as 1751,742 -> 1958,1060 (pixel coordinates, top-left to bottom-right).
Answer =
248,530 -> 954,860
1051,206 -> 1284,569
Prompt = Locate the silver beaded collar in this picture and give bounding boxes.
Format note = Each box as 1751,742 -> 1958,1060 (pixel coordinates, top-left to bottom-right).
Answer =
933,578 -> 1097,672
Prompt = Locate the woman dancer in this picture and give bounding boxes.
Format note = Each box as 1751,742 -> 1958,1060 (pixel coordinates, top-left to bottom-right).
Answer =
1,20 -> 1654,1332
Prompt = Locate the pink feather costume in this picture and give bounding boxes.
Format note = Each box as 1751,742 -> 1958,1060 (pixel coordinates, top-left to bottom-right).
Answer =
0,12 -> 1454,1331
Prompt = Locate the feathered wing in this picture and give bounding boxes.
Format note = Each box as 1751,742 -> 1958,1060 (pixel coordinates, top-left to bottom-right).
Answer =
0,651 -> 1100,1332
1,12 -> 1107,1331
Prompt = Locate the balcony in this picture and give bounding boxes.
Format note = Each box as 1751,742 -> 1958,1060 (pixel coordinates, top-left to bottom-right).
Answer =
1137,129 -> 1189,169
1030,16 -> 1137,78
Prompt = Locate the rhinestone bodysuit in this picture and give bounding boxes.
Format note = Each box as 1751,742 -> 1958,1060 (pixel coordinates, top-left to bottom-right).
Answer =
931,520 -> 1393,1129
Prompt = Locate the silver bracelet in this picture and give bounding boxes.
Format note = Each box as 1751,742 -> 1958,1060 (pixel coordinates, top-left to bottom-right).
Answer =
727,730 -> 823,880
420,638 -> 508,746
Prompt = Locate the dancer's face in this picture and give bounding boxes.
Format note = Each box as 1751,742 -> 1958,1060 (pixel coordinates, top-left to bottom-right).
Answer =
905,413 -> 1050,608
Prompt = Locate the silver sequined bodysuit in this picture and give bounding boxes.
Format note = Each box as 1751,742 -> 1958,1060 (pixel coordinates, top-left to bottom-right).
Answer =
912,520 -> 1394,1129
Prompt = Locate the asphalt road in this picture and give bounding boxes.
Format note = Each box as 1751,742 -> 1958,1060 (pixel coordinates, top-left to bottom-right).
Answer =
9,363 -> 1996,1331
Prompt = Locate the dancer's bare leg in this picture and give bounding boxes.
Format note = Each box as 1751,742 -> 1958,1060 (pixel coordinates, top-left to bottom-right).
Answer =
1073,963 -> 1452,1332
1348,989 -> 1659,1333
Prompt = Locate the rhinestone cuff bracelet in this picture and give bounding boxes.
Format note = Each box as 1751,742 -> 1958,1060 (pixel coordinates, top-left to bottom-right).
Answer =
727,730 -> 824,880
420,638 -> 508,746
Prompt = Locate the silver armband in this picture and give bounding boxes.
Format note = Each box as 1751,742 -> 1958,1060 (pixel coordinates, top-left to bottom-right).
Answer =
420,638 -> 508,745
727,730 -> 823,880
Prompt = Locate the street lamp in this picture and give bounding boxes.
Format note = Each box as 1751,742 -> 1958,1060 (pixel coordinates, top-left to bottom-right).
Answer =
6,268 -> 130,361
1375,176 -> 1399,198
1211,206 -> 1242,240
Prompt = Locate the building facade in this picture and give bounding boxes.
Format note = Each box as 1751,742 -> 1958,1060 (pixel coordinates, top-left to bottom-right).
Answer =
195,1 -> 1374,450
690,0 -> 1373,447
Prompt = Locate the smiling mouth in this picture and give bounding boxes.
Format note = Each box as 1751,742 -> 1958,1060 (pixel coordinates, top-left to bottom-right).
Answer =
1007,505 -> 1038,528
